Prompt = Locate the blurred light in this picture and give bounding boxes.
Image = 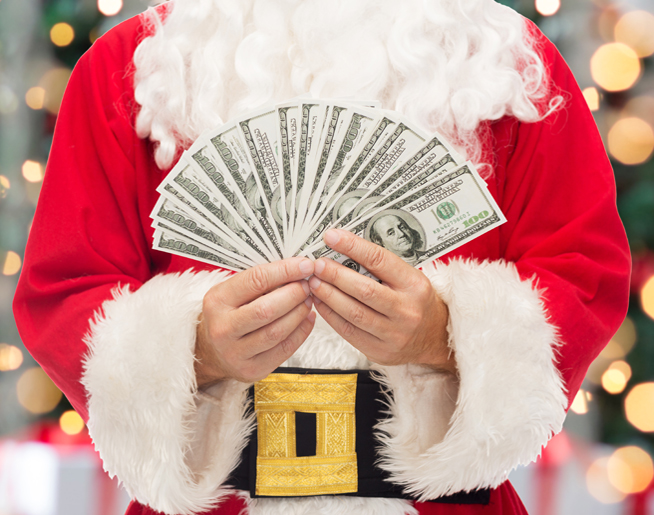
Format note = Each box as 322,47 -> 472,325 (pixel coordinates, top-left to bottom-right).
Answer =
25,87 -> 45,110
98,0 -> 123,16
583,87 -> 600,111
608,446 -> 654,494
598,6 -> 621,42
16,367 -> 63,415
610,317 -> 637,355
591,43 -> 641,92
2,251 -> 21,276
535,0 -> 560,16
0,175 -> 9,198
0,344 -> 23,371
0,85 -> 18,114
570,389 -> 590,414
50,23 -> 74,47
59,410 -> 85,435
625,383 -> 654,432
642,275 -> 654,320
38,67 -> 72,115
614,11 -> 654,58
89,27 -> 99,44
22,160 -> 44,183
587,456 -> 627,503
602,363 -> 629,394
608,117 -> 654,165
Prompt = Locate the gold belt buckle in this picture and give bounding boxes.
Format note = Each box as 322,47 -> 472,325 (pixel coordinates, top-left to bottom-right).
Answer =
254,372 -> 358,496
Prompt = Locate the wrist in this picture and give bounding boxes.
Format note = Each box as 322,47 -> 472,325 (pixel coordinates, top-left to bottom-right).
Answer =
194,315 -> 227,389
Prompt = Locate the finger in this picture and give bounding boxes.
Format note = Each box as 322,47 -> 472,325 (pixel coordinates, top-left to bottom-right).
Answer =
248,311 -> 317,378
239,296 -> 314,357
313,257 -> 396,315
220,257 -> 314,308
309,275 -> 389,339
231,280 -> 311,336
323,229 -> 417,290
313,298 -> 385,360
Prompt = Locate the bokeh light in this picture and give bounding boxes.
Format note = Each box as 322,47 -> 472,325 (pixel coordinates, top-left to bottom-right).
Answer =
591,43 -> 641,92
50,23 -> 74,47
0,175 -> 9,198
582,87 -> 600,111
608,446 -> 654,494
610,317 -> 637,355
625,382 -> 654,432
570,389 -> 592,414
38,67 -> 72,115
608,117 -> 654,165
2,251 -> 21,276
587,456 -> 627,503
535,0 -> 560,16
16,367 -> 63,415
22,160 -> 44,183
614,11 -> 654,58
598,6 -> 620,42
97,0 -> 123,16
602,361 -> 632,394
25,87 -> 45,110
642,275 -> 654,320
0,344 -> 23,371
0,85 -> 18,114
59,410 -> 85,435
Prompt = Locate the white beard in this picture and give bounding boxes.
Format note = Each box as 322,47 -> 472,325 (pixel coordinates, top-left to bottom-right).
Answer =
133,0 -> 557,171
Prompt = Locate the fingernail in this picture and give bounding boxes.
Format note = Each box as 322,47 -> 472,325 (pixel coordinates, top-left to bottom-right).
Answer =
324,229 -> 340,247
309,276 -> 321,290
299,258 -> 314,275
314,259 -> 326,275
304,297 -> 313,308
313,296 -> 321,305
301,280 -> 310,296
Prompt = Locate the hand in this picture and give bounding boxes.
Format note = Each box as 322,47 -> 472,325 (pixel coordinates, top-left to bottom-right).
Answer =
195,257 -> 316,387
309,229 -> 455,373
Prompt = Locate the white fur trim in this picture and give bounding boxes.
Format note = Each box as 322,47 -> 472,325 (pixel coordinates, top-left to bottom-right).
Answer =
244,493 -> 417,515
374,258 -> 568,500
82,270 -> 255,515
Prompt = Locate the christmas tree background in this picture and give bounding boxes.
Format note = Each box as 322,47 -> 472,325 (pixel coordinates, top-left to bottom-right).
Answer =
0,0 -> 653,513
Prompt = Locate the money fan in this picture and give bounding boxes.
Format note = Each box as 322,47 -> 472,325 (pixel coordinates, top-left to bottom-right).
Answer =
150,99 -> 505,276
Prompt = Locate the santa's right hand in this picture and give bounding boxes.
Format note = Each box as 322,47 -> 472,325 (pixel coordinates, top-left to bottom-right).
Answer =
194,257 -> 316,387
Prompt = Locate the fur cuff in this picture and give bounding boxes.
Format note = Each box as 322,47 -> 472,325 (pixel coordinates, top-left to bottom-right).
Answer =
82,270 -> 254,515
375,259 -> 568,500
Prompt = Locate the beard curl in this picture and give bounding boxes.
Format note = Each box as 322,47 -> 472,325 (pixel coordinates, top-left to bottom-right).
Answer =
133,0 -> 561,174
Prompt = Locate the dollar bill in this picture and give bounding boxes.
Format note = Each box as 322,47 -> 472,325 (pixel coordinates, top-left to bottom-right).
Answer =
237,106 -> 286,254
153,227 -> 246,272
311,164 -> 506,273
276,103 -> 299,243
158,161 -> 272,263
151,197 -> 256,268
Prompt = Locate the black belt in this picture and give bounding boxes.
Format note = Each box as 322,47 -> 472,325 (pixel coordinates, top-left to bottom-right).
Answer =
229,367 -> 490,504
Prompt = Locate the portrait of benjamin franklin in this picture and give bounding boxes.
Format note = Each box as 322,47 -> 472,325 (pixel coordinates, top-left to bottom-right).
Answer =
365,210 -> 426,266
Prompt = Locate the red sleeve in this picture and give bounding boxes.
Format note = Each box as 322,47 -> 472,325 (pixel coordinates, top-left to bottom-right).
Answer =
497,28 -> 631,407
12,15 -> 154,421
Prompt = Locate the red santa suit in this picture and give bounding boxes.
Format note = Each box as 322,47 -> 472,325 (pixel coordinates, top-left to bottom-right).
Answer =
13,8 -> 630,515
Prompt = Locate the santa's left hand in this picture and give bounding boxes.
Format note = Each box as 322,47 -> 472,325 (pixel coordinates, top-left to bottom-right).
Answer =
309,229 -> 456,374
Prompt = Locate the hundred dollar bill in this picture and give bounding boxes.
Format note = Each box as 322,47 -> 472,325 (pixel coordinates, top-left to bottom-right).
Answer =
188,130 -> 283,259
276,101 -> 301,244
237,106 -> 286,253
311,164 -> 506,273
151,197 -> 256,268
153,228 -> 246,272
154,182 -> 259,266
293,116 -> 428,254
158,161 -> 271,264
293,101 -> 329,239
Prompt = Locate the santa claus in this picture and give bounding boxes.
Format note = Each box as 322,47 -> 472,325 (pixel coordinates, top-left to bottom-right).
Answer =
13,0 -> 630,514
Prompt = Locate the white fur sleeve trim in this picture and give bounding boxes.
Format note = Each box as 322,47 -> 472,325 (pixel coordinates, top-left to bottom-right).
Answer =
375,259 -> 568,500
82,270 -> 254,515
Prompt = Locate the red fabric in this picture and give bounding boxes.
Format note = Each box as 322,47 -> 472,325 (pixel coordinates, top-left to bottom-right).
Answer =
12,10 -> 630,515
123,483 -> 528,515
